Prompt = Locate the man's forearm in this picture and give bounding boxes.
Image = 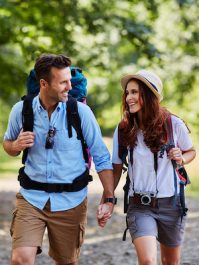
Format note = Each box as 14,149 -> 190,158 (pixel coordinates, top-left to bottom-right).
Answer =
3,140 -> 21,157
98,169 -> 114,199
3,131 -> 35,157
97,169 -> 115,227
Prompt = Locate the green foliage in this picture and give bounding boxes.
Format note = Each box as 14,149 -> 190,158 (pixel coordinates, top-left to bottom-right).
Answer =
0,143 -> 21,178
0,99 -> 10,141
0,0 -> 198,135
187,180 -> 199,199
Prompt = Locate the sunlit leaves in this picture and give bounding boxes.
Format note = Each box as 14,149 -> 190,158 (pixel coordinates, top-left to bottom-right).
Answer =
0,0 -> 198,134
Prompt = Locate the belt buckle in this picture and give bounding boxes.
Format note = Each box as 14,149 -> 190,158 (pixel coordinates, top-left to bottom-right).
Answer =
45,184 -> 65,193
45,184 -> 55,193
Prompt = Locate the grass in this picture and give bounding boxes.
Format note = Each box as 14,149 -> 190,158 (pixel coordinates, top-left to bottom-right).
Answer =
186,177 -> 199,199
0,138 -> 198,198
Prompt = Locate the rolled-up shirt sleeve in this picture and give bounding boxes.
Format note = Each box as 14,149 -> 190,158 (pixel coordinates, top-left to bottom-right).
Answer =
78,103 -> 112,172
172,116 -> 193,151
4,101 -> 23,141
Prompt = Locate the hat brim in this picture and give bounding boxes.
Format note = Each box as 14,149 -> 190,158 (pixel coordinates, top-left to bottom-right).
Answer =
121,74 -> 163,101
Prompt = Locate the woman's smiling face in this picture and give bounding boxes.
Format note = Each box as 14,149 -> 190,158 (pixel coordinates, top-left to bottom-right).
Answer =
126,80 -> 143,114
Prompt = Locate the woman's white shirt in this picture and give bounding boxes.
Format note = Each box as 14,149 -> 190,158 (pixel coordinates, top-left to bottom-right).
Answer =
112,115 -> 193,198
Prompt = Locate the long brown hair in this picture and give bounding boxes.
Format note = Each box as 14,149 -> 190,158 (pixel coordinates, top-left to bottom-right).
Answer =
119,79 -> 170,153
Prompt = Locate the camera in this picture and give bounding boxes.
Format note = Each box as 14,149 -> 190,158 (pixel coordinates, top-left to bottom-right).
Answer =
136,192 -> 156,206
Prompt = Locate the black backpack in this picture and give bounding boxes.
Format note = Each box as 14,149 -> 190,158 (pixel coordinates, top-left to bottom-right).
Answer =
21,94 -> 89,165
18,94 -> 92,193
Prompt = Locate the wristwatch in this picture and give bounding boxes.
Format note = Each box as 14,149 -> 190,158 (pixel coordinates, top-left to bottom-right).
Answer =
104,197 -> 117,205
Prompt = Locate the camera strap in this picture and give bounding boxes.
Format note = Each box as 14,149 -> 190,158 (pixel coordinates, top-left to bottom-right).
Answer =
154,152 -> 159,195
122,150 -> 159,242
130,151 -> 159,196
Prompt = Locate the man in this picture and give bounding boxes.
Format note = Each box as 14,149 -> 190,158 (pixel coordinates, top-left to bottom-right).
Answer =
3,54 -> 115,265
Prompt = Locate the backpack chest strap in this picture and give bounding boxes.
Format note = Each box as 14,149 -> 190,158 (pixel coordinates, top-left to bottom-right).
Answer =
18,167 -> 92,192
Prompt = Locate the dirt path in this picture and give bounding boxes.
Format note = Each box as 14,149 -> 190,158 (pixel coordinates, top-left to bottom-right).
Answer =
0,177 -> 199,265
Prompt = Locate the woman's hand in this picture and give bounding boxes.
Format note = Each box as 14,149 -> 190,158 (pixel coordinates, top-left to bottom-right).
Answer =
168,147 -> 184,165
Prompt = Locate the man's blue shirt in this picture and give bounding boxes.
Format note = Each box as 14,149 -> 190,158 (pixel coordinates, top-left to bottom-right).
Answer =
4,95 -> 112,211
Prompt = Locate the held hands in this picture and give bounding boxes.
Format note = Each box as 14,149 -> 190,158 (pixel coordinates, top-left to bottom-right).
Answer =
13,129 -> 35,153
168,147 -> 185,166
97,202 -> 114,228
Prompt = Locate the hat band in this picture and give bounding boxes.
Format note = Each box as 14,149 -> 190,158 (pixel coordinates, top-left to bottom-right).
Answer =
143,77 -> 158,92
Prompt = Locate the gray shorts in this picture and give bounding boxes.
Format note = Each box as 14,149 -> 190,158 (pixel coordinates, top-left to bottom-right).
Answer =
127,196 -> 187,247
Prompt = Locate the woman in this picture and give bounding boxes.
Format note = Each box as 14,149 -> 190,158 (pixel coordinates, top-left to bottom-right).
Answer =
112,70 -> 196,265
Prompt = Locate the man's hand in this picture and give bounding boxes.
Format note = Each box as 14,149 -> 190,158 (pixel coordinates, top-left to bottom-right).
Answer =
3,130 -> 35,156
97,203 -> 114,228
14,130 -> 35,152
97,169 -> 115,227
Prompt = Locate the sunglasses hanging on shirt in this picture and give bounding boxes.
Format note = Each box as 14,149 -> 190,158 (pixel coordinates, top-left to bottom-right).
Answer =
45,127 -> 56,149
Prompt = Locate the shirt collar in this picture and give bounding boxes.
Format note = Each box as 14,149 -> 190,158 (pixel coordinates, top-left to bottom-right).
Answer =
36,95 -> 64,113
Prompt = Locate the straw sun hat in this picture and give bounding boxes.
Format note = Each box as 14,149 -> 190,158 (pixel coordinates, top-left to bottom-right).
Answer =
121,69 -> 163,101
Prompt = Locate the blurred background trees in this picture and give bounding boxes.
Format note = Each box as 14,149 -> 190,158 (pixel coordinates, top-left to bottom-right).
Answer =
0,0 -> 198,139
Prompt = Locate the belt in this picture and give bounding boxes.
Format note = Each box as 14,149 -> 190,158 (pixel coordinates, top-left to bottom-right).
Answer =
129,193 -> 158,208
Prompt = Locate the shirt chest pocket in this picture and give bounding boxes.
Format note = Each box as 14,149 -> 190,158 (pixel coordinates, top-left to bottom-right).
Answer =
34,131 -> 46,148
54,129 -> 80,151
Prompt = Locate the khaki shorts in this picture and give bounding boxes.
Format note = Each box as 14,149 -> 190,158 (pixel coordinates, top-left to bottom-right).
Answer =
11,193 -> 87,264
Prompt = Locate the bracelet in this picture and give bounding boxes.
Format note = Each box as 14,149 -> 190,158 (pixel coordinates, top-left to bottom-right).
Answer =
104,197 -> 117,205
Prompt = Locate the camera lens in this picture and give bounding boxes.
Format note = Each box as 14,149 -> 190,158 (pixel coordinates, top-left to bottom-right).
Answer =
141,195 -> 151,205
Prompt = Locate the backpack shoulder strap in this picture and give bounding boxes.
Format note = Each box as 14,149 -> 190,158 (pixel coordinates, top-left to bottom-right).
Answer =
67,95 -> 89,163
118,123 -> 128,168
21,94 -> 36,164
166,114 -> 175,147
166,115 -> 189,216
166,114 -> 180,170
117,122 -> 131,217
